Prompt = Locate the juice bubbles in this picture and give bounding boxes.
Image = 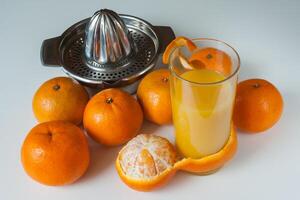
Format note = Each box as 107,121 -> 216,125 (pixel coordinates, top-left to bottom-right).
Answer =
168,39 -> 240,159
170,69 -> 235,158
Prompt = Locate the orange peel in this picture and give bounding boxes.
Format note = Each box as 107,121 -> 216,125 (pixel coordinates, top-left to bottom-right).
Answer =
116,127 -> 238,191
174,126 -> 237,173
162,36 -> 197,64
178,52 -> 205,70
116,161 -> 176,192
115,134 -> 178,191
163,37 -> 233,76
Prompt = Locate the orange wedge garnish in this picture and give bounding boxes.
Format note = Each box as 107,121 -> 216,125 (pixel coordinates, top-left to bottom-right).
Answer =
162,36 -> 197,64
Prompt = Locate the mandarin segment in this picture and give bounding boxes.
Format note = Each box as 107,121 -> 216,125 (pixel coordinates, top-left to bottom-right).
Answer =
137,149 -> 157,177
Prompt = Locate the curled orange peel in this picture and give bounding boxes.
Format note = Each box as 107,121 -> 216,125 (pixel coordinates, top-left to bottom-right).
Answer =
162,36 -> 197,64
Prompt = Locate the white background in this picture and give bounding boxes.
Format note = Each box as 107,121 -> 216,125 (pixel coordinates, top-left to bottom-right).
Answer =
1,0 -> 299,199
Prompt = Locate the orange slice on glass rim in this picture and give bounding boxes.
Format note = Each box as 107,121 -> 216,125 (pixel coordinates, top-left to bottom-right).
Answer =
115,127 -> 238,191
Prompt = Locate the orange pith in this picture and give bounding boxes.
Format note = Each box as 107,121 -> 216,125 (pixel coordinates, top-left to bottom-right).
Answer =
178,52 -> 205,70
116,134 -> 177,191
116,159 -> 176,192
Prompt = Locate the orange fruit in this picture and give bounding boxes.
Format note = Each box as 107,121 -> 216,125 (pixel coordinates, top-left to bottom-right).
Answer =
83,88 -> 143,146
189,47 -> 232,75
137,69 -> 172,125
116,134 -> 178,191
21,121 -> 90,186
233,79 -> 284,133
32,77 -> 89,125
162,36 -> 197,64
116,128 -> 237,191
174,125 -> 237,174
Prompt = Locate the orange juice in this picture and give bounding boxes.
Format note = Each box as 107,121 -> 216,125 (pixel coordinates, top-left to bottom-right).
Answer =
170,69 -> 235,158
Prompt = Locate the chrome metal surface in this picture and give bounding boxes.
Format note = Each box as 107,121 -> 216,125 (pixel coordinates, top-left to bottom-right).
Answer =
61,13 -> 159,86
41,9 -> 175,91
84,9 -> 135,68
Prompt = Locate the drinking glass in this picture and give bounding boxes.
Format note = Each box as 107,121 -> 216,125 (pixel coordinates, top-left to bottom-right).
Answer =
168,38 -> 240,158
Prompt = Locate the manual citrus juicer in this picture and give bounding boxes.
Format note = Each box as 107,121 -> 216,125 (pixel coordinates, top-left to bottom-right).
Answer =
41,9 -> 175,93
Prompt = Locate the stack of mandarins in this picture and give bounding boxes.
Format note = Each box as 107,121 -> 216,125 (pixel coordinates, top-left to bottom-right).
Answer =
22,77 -> 144,185
21,69 -> 172,186
21,36 -> 283,191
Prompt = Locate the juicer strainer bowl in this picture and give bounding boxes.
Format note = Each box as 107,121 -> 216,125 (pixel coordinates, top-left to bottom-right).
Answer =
41,9 -> 175,92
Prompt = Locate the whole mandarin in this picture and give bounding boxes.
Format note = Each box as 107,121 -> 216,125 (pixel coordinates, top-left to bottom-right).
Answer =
233,79 -> 283,133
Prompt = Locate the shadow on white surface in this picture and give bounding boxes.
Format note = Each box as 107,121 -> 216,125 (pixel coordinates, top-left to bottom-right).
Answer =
140,120 -> 161,134
164,171 -> 194,190
229,129 -> 278,172
74,137 -> 122,185
74,120 -> 161,185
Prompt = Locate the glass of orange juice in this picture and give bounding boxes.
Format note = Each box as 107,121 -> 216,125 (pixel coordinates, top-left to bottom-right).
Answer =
169,38 -> 240,159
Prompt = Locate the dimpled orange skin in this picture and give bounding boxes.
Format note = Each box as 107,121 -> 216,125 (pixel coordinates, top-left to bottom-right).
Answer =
83,88 -> 143,146
21,121 -> 90,186
233,79 -> 284,133
137,69 -> 172,125
32,77 -> 89,125
189,47 -> 232,76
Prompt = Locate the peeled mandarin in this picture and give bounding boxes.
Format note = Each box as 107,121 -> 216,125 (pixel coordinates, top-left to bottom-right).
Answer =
116,134 -> 177,191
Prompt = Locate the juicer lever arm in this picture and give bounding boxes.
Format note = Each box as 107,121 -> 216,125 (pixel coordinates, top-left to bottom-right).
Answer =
153,26 -> 176,54
40,36 -> 62,66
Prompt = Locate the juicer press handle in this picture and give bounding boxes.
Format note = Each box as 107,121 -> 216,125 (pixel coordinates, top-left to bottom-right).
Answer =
40,36 -> 62,66
153,26 -> 176,54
